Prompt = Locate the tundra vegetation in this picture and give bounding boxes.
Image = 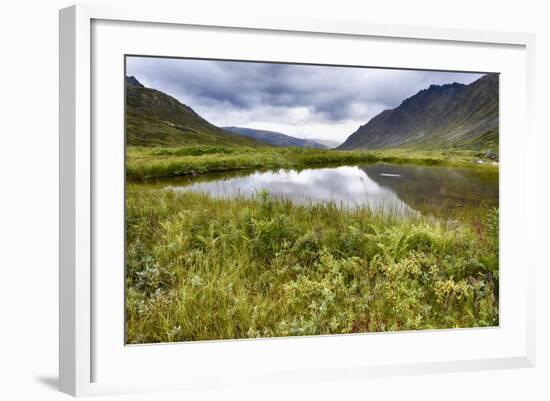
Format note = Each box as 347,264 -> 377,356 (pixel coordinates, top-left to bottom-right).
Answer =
126,145 -> 497,181
124,72 -> 499,343
125,145 -> 499,344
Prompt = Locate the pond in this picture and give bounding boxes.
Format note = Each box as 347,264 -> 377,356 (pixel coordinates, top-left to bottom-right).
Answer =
156,163 -> 498,214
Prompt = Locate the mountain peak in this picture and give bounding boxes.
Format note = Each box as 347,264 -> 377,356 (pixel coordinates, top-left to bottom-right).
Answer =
398,81 -> 466,109
427,82 -> 464,90
126,75 -> 144,88
125,80 -> 265,147
222,126 -> 327,149
339,74 -> 498,150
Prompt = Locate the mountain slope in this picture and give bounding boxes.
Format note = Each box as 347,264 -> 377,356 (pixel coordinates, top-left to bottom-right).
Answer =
222,126 -> 327,148
309,138 -> 342,149
338,74 -> 499,150
125,76 -> 265,147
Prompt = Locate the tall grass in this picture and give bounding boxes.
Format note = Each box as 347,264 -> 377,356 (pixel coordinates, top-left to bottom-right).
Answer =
126,187 -> 498,344
126,145 -> 498,181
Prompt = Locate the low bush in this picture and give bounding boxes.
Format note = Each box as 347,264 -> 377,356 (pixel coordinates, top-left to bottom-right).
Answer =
125,188 -> 499,343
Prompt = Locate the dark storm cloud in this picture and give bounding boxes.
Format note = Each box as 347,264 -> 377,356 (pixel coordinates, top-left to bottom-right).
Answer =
126,56 -> 483,141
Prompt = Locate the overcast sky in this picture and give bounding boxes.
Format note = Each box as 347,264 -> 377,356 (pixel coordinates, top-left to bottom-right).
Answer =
126,56 -> 483,143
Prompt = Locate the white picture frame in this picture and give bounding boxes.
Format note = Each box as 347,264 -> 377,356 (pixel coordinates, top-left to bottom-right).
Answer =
59,4 -> 536,397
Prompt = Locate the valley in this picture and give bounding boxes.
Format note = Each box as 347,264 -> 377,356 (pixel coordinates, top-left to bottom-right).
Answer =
124,72 -> 499,343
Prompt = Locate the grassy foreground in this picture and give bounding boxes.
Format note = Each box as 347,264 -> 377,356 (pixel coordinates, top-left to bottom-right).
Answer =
126,145 -> 498,181
126,187 -> 499,344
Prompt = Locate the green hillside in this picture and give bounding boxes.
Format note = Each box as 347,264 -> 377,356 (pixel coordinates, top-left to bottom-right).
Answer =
125,76 -> 265,148
222,126 -> 327,148
338,74 -> 499,152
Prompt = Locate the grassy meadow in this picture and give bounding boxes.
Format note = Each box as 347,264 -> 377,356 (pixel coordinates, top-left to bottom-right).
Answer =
126,145 -> 498,181
125,145 -> 499,344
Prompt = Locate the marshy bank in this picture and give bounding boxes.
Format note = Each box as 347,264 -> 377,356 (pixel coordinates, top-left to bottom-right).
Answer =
125,146 -> 499,181
126,176 -> 499,343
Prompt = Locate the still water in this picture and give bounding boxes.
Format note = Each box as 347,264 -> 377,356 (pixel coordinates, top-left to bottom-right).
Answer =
163,163 -> 498,213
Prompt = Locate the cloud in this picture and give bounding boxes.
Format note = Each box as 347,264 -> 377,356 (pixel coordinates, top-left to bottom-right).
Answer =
126,56 -> 483,142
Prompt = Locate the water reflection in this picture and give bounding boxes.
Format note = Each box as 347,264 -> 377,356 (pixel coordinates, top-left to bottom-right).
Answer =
362,164 -> 499,211
162,163 -> 498,214
169,166 -> 415,214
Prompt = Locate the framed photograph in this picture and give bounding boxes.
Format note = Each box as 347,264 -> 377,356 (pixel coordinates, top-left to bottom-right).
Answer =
59,4 -> 536,396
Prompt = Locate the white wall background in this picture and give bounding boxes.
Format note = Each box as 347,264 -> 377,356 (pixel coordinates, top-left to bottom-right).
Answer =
0,0 -> 547,399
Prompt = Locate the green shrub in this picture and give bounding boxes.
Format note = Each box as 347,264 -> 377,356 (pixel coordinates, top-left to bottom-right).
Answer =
125,187 -> 499,343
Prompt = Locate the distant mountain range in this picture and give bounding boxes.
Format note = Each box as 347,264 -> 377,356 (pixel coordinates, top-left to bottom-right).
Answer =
125,76 -> 264,147
222,126 -> 327,149
126,74 -> 498,152
309,139 -> 342,149
338,74 -> 499,150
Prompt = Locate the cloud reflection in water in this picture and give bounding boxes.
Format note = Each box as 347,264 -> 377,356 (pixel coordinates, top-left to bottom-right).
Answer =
169,166 -> 416,215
